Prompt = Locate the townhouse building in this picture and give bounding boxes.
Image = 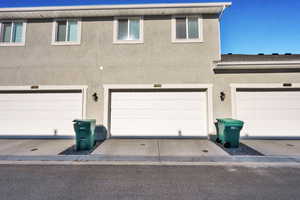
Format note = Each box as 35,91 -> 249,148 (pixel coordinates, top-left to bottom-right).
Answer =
0,2 -> 299,139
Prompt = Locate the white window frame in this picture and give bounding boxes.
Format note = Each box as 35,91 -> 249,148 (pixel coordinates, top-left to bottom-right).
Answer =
113,16 -> 144,44
0,20 -> 26,46
52,18 -> 81,46
171,15 -> 203,43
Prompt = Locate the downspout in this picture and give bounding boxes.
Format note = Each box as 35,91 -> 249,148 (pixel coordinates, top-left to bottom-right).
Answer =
219,5 -> 226,21
217,5 -> 227,64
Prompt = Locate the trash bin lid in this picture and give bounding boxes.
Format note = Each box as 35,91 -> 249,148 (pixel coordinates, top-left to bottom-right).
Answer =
73,119 -> 96,123
216,118 -> 244,126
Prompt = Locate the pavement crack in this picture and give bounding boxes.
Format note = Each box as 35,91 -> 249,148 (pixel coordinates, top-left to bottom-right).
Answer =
157,140 -> 161,162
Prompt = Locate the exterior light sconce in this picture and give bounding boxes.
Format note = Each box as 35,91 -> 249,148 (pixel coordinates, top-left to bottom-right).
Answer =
92,93 -> 98,102
220,92 -> 226,101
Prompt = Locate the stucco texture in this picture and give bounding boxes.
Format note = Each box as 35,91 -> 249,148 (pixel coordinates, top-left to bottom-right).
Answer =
0,15 -> 220,124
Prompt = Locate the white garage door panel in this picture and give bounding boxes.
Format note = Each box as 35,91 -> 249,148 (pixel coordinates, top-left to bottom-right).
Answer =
0,92 -> 83,136
110,91 -> 208,137
236,91 -> 300,137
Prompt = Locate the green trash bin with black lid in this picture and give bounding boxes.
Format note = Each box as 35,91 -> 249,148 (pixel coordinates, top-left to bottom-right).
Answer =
216,118 -> 244,148
73,119 -> 96,151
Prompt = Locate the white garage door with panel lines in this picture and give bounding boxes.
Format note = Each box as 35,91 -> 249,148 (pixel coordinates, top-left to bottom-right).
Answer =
235,88 -> 300,137
110,89 -> 208,137
0,89 -> 84,136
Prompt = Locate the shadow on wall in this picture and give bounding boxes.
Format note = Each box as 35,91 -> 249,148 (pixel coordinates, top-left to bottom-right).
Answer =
94,125 -> 108,141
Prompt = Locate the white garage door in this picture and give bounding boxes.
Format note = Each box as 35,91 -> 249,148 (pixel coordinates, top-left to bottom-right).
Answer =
110,90 -> 208,137
235,88 -> 300,137
0,89 -> 83,136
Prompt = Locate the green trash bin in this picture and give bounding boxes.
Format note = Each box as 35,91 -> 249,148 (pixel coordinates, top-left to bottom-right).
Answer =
216,118 -> 244,148
214,122 -> 221,143
73,119 -> 96,151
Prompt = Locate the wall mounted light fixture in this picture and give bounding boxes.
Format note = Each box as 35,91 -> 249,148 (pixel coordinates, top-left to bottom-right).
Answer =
220,92 -> 226,101
92,93 -> 98,102
283,83 -> 292,87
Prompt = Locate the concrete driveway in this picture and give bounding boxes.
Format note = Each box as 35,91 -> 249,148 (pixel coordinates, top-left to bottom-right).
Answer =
0,139 -> 74,156
242,140 -> 300,156
92,139 -> 228,157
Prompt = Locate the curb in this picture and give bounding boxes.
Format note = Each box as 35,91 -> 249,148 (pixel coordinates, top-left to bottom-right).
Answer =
0,155 -> 299,165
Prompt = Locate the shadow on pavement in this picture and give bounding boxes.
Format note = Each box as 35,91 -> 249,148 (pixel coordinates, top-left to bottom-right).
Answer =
216,142 -> 264,156
59,140 -> 105,155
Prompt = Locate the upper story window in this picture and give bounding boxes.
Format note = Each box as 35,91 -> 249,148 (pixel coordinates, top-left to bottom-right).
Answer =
0,21 -> 26,46
172,15 -> 203,43
52,19 -> 81,45
113,17 -> 144,44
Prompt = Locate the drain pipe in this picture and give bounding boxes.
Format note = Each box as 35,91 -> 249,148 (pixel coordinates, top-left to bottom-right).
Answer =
219,5 -> 227,21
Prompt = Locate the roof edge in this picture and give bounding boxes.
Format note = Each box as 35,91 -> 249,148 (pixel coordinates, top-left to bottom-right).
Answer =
0,2 -> 232,12
215,60 -> 300,66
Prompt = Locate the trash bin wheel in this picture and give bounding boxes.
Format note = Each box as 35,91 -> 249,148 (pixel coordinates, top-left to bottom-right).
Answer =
224,142 -> 231,148
216,138 -> 221,143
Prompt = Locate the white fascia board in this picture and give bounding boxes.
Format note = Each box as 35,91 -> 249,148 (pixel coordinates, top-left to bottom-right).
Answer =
0,2 -> 232,12
216,60 -> 300,66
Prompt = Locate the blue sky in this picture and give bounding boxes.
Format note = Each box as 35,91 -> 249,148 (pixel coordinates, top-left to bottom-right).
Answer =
0,0 -> 299,54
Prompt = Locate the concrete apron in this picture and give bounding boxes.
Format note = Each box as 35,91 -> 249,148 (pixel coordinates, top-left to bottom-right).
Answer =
0,139 -> 74,156
92,139 -> 228,157
0,139 -> 300,165
242,140 -> 300,156
0,139 -> 299,165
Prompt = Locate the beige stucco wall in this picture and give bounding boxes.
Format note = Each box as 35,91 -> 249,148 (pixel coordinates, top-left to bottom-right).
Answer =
214,72 -> 300,119
0,15 -> 221,124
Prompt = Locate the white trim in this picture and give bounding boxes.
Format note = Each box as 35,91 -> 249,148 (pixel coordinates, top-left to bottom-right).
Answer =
0,42 -> 25,47
82,86 -> 88,119
103,84 -> 213,89
217,61 -> 300,66
0,20 -> 26,46
0,3 -> 232,12
113,16 -> 144,44
230,86 -> 237,119
230,83 -> 300,88
206,85 -> 214,135
230,83 -> 300,119
51,18 -> 82,46
102,84 -> 214,137
103,86 -> 109,138
0,85 -> 88,119
171,15 -> 203,43
0,85 -> 88,90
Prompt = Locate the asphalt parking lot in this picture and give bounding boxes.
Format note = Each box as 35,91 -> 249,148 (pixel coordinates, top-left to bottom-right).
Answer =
1,164 -> 300,200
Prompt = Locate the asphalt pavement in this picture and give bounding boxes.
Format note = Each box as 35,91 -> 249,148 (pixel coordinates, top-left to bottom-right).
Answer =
0,164 -> 300,200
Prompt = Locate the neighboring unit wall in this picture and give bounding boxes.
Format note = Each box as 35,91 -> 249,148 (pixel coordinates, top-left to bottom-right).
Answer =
213,70 -> 300,119
0,14 -> 221,124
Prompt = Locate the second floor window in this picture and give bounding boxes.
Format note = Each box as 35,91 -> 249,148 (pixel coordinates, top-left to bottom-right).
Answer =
114,17 -> 144,43
52,19 -> 81,45
172,16 -> 203,43
0,21 -> 26,46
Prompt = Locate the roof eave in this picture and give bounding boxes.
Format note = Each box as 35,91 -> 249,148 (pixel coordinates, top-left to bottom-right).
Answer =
0,2 -> 232,19
216,61 -> 300,66
0,2 -> 232,12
